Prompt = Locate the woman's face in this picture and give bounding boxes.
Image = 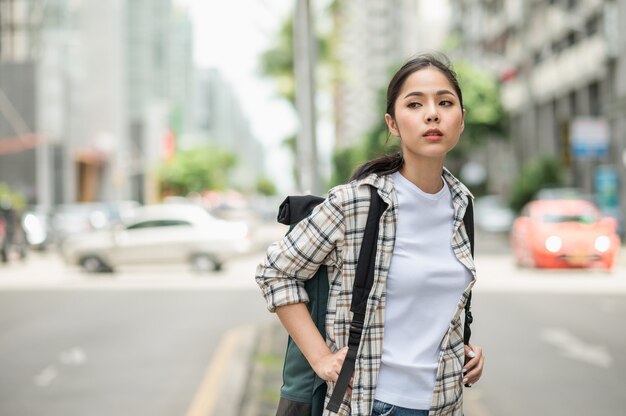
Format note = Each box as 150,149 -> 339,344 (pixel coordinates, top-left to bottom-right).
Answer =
385,67 -> 465,163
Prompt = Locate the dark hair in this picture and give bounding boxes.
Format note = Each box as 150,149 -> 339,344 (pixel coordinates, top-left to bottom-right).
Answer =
350,53 -> 463,181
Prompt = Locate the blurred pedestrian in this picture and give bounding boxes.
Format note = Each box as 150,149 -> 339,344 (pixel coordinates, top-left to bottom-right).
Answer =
256,53 -> 484,416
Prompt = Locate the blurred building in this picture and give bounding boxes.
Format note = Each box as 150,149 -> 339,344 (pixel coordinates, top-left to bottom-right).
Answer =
332,0 -> 425,148
191,68 -> 265,191
0,0 -> 195,206
450,0 -> 626,227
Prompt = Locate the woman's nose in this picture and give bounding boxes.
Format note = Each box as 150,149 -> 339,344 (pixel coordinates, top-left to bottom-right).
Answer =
426,112 -> 440,122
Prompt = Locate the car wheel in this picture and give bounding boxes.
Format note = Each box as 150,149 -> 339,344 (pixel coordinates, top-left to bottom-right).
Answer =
191,254 -> 221,273
80,256 -> 113,273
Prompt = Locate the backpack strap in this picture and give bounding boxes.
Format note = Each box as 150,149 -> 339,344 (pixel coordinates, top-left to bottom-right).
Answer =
463,199 -> 475,346
327,186 -> 386,413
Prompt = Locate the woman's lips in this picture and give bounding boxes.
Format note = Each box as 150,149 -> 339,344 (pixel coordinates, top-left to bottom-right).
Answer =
423,129 -> 443,140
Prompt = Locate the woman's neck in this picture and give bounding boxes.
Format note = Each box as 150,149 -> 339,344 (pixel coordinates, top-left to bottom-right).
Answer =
399,159 -> 445,194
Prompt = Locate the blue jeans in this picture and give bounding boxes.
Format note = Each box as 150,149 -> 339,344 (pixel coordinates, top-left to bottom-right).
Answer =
371,399 -> 429,416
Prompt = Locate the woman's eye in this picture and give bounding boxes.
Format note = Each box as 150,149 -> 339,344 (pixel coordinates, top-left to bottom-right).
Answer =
408,102 -> 421,108
440,100 -> 453,106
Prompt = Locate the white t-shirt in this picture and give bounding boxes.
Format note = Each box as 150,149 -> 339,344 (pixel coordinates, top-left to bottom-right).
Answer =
374,172 -> 472,410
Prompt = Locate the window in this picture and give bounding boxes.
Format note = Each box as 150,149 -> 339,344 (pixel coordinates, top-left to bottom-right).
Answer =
127,219 -> 191,230
588,81 -> 601,117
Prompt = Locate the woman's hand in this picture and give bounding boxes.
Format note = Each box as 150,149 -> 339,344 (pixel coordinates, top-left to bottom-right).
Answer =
311,346 -> 348,382
463,344 -> 484,386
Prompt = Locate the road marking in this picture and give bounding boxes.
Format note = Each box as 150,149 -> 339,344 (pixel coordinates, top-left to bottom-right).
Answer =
34,365 -> 58,387
541,327 -> 612,368
59,347 -> 86,366
185,327 -> 248,416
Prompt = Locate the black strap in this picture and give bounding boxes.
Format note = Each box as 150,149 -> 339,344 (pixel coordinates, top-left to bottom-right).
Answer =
463,199 -> 474,345
327,186 -> 385,412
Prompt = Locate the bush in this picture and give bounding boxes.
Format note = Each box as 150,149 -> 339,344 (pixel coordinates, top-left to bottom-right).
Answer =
509,156 -> 565,213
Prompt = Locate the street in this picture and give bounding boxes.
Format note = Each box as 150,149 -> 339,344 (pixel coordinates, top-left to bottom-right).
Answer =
465,234 -> 626,416
0,251 -> 274,416
0,234 -> 625,416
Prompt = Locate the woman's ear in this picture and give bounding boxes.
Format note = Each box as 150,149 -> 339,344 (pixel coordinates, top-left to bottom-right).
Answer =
460,108 -> 466,133
385,113 -> 400,137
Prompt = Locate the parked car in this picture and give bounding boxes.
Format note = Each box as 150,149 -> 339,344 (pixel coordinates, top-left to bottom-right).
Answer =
52,201 -> 140,247
510,199 -> 620,270
22,205 -> 53,251
474,195 -> 515,234
61,204 -> 251,273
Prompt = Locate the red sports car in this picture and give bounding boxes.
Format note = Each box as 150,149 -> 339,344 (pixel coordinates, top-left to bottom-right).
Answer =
510,199 -> 621,270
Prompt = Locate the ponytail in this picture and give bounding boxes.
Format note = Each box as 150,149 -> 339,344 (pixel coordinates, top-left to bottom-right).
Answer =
350,151 -> 403,181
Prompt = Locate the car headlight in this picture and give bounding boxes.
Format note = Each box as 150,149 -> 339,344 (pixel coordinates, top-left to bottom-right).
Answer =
595,236 -> 611,253
545,236 -> 562,253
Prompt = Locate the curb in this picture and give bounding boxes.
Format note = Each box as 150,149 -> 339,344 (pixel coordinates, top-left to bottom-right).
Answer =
185,325 -> 257,416
239,322 -> 286,416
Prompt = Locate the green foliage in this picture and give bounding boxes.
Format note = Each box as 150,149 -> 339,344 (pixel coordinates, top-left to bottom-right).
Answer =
259,18 -> 296,104
259,12 -> 334,106
330,87 -> 399,186
330,145 -> 363,186
453,61 -> 508,154
256,177 -> 278,196
509,156 -> 565,213
0,183 -> 26,210
157,146 -> 237,196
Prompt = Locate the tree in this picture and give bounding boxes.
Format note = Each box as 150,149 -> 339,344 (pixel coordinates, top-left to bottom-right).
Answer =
259,8 -> 334,188
449,61 -> 508,159
157,146 -> 237,196
509,156 -> 565,213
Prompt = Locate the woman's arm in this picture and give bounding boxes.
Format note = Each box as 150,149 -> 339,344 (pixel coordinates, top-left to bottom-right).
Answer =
256,189 -> 344,312
276,303 -> 348,382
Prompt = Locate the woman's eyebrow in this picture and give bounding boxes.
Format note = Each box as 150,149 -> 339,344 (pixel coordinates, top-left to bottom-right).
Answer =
403,90 -> 456,99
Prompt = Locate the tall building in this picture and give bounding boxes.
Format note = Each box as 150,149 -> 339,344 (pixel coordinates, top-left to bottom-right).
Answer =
0,0 -> 196,206
332,0 -> 423,148
0,0 -> 79,206
192,68 -> 265,191
450,0 -> 626,229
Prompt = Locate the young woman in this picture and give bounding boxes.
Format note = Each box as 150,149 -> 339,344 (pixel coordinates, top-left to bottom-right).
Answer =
256,53 -> 484,416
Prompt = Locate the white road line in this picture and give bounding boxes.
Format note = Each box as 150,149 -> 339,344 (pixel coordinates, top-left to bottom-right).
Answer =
34,365 -> 58,387
541,327 -> 613,368
59,347 -> 86,366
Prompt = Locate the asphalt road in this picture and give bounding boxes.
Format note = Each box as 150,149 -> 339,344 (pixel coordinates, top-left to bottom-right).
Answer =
465,292 -> 626,416
1,232 -> 625,416
464,233 -> 626,416
0,250 -> 274,416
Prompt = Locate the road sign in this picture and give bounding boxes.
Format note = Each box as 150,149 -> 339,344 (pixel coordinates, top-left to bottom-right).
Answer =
571,117 -> 609,159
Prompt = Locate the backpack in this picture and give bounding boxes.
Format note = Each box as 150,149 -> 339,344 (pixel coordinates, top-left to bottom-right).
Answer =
274,186 -> 475,416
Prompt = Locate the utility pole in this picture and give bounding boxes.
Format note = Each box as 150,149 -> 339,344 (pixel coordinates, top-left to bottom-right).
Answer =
293,0 -> 321,194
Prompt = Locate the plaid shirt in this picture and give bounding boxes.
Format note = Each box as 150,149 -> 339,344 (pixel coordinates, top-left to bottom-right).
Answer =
256,169 -> 476,416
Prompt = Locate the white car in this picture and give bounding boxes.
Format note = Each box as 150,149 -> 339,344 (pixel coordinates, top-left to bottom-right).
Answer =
474,195 -> 515,234
61,204 -> 251,273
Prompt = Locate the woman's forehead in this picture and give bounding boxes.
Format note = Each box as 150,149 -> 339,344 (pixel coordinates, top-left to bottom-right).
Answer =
400,67 -> 457,96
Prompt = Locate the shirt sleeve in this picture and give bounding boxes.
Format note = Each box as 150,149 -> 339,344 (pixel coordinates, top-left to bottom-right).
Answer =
255,188 -> 345,312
